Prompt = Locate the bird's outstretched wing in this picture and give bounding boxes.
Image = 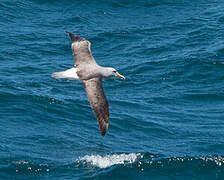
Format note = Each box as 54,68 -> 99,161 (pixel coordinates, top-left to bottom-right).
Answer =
83,77 -> 109,136
66,31 -> 96,66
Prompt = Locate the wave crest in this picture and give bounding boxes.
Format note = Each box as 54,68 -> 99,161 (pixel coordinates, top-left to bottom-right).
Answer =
77,153 -> 141,168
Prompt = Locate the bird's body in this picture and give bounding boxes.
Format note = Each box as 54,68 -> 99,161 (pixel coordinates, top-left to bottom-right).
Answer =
52,32 -> 125,136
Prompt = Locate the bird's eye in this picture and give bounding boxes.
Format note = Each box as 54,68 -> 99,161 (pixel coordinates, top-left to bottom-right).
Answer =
113,70 -> 117,73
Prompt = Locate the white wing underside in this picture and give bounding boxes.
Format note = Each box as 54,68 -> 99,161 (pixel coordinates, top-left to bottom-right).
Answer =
52,67 -> 79,80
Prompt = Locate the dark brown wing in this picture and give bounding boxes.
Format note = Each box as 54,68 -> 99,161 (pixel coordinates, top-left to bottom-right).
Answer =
66,31 -> 96,66
83,77 -> 109,136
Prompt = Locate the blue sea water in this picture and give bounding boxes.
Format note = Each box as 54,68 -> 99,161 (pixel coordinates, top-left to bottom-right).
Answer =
1,0 -> 224,179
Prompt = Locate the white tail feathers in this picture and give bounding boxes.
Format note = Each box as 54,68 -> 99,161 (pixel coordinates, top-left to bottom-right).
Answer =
52,67 -> 79,80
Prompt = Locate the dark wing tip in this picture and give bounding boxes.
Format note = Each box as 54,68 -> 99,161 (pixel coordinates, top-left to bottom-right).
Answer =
99,121 -> 109,136
96,110 -> 109,137
65,31 -> 85,42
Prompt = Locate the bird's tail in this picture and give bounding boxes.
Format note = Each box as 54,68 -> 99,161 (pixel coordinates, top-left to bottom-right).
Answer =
52,67 -> 78,80
52,71 -> 66,79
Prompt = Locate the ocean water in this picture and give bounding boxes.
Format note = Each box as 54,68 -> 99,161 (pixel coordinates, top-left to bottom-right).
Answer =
1,0 -> 224,179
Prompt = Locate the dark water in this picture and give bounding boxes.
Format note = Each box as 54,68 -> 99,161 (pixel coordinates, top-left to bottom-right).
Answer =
1,0 -> 224,179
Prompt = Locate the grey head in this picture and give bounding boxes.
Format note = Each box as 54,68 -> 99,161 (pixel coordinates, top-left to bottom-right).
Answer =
101,67 -> 125,80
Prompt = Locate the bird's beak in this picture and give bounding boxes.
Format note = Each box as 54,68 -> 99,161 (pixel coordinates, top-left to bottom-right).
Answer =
115,72 -> 125,80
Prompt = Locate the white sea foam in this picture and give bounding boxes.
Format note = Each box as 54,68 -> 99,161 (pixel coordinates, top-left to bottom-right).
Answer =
77,153 -> 140,168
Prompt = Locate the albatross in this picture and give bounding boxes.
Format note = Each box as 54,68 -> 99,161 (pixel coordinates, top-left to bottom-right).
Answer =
52,32 -> 125,136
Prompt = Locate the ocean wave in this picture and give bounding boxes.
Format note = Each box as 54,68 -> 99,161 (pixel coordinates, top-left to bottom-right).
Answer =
77,153 -> 224,169
1,153 -> 224,179
74,153 -> 224,180
75,153 -> 224,180
77,153 -> 141,168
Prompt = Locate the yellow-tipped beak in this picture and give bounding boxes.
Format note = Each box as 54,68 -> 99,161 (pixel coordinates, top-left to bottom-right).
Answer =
115,72 -> 125,80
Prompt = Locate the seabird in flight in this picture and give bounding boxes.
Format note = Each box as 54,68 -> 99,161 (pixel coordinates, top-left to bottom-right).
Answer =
52,32 -> 125,136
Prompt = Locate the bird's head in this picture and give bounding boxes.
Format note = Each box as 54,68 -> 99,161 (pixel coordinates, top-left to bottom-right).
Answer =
105,67 -> 125,80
